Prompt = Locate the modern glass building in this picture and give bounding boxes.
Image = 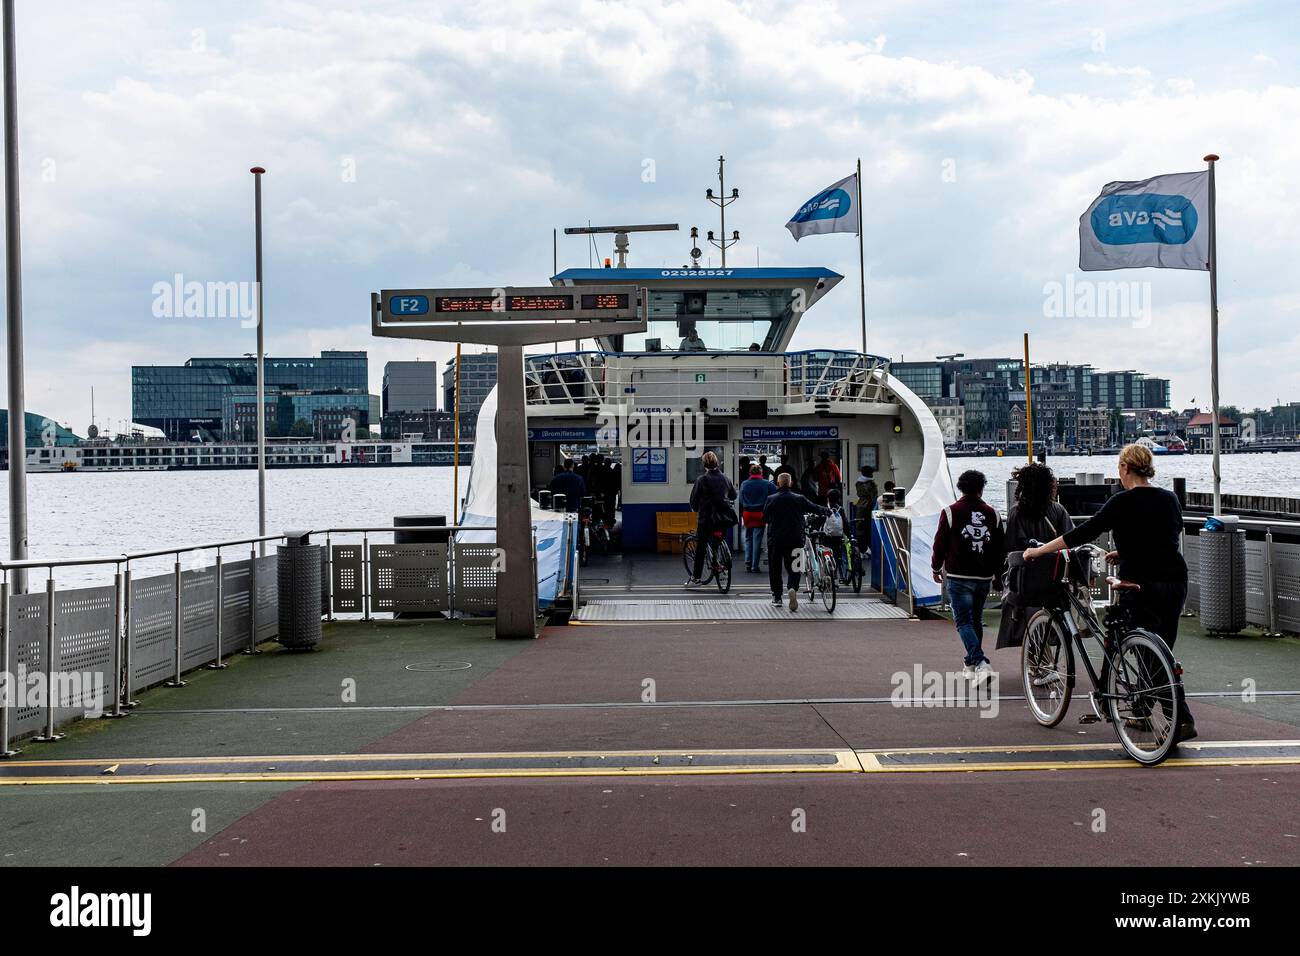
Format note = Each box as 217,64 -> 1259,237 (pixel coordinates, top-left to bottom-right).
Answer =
132,350 -> 372,439
0,410 -> 82,447
382,361 -> 439,415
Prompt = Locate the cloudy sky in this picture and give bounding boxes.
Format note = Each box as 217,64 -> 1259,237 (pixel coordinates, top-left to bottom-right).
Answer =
4,0 -> 1298,434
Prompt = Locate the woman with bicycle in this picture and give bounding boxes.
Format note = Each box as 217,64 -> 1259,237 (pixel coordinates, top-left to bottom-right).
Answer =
1021,443 -> 1195,742
686,450 -> 737,588
997,462 -> 1074,650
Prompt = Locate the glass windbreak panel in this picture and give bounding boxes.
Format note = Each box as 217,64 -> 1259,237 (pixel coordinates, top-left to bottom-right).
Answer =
613,288 -> 796,352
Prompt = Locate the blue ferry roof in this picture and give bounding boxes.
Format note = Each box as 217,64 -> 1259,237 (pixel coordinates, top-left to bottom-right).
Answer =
552,267 -> 842,283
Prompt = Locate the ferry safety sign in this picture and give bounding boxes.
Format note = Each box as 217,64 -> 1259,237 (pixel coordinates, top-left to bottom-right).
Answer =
631,447 -> 668,483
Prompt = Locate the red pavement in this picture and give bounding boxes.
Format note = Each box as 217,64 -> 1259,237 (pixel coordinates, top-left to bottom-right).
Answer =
166,615 -> 1300,866
173,766 -> 1300,867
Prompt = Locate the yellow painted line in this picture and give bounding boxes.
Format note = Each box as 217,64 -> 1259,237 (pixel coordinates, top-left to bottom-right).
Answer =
861,755 -> 1300,774
4,742 -> 1297,786
867,738 -> 1300,757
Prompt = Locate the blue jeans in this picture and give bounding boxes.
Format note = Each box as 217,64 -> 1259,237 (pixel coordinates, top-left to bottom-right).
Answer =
744,525 -> 765,569
946,577 -> 991,666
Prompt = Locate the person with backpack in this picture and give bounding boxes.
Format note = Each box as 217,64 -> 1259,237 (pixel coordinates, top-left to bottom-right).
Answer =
996,462 -> 1073,650
686,451 -> 738,587
931,470 -> 1004,683
821,487 -> 849,580
739,463 -> 778,572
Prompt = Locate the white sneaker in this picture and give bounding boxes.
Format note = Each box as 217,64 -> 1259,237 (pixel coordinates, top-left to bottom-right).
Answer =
684,578 -> 702,588
961,664 -> 977,680
973,662 -> 995,685
787,588 -> 799,612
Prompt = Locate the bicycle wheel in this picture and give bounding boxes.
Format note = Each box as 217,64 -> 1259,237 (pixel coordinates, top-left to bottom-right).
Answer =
714,541 -> 732,594
818,548 -> 837,612
681,534 -> 697,576
1106,629 -> 1181,766
1021,609 -> 1072,727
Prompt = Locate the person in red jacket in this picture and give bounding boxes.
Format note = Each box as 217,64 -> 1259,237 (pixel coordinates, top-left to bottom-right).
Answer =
932,470 -> 1004,683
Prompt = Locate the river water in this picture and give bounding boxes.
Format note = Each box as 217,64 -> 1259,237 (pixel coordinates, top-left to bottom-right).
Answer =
2,452 -> 1298,586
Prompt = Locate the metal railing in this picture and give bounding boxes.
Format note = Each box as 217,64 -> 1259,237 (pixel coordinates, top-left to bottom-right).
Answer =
0,518 -> 578,754
0,532 -> 285,755
874,513 -> 915,617
524,349 -> 894,411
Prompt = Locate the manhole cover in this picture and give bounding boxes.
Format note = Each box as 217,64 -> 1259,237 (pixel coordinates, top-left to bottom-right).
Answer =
404,661 -> 473,672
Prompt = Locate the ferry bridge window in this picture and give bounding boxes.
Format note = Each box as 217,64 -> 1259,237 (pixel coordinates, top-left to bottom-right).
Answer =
614,289 -> 799,352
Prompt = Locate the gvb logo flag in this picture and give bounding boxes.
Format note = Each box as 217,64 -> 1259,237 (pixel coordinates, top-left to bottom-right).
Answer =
785,173 -> 859,241
1079,170 -> 1209,271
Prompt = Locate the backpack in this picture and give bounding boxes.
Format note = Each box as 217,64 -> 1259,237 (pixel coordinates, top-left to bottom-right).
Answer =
823,509 -> 845,537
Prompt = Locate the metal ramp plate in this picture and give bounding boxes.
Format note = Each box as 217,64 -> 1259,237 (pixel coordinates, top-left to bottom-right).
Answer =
575,598 -> 910,622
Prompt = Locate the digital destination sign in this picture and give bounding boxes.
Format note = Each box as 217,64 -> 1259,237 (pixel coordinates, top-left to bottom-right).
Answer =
433,294 -> 576,313
376,285 -> 645,345
580,292 -> 630,310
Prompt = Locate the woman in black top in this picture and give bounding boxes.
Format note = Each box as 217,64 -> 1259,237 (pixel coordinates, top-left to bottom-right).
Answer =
1022,443 -> 1195,741
997,462 -> 1074,649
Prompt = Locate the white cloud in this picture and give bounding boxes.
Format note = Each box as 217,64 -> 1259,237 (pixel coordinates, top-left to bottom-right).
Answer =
4,0 -> 1298,433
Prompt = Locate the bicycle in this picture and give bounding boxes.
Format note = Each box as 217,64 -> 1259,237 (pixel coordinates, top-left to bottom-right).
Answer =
827,533 -> 865,594
681,528 -> 732,593
799,516 -> 837,612
1017,542 -> 1186,766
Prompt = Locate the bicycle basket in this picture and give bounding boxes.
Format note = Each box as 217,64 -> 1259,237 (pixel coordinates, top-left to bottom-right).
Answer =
1005,551 -> 1069,607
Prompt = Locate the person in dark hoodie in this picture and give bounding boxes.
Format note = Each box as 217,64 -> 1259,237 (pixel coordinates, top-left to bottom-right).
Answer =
932,470 -> 1004,683
996,462 -> 1074,650
763,472 -> 830,611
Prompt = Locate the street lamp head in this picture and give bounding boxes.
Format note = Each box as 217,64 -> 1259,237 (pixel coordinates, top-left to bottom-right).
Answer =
1203,153 -> 1219,162
705,188 -> 714,199
250,166 -> 266,174
730,188 -> 739,198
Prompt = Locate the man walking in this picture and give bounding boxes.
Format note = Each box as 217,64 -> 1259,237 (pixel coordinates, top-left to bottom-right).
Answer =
763,473 -> 830,611
931,470 -> 1004,682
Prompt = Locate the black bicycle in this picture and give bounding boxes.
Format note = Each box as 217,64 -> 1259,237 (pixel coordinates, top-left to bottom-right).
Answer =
681,528 -> 732,593
1018,542 -> 1185,766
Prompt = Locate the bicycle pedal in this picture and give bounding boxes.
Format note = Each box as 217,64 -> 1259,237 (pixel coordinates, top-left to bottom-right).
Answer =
1077,714 -> 1102,725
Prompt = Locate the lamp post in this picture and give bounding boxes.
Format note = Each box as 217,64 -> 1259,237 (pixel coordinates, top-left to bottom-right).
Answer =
250,167 -> 267,555
3,0 -> 27,594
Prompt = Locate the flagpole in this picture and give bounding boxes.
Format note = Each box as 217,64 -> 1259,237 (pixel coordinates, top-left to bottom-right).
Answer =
1205,153 -> 1221,515
856,157 -> 866,354
1023,332 -> 1034,463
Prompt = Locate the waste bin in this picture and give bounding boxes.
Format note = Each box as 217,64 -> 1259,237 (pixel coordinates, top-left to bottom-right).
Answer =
394,514 -> 450,545
393,515 -> 449,619
1198,516 -> 1246,634
277,531 -> 322,650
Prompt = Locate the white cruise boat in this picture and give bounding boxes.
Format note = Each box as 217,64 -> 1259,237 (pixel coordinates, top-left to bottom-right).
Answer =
458,263 -> 956,610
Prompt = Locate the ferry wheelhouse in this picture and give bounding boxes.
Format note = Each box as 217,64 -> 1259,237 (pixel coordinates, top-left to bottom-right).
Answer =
461,264 -> 956,607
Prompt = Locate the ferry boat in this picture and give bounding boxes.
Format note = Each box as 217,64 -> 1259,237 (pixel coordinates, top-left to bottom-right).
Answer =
18,438 -> 474,473
458,262 -> 956,607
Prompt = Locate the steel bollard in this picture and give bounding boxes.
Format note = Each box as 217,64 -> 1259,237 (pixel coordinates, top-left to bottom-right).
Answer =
164,558 -> 187,687
245,545 -> 260,654
31,576 -> 64,742
104,566 -> 128,718
122,564 -> 138,708
0,576 -> 20,756
208,552 -> 227,669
